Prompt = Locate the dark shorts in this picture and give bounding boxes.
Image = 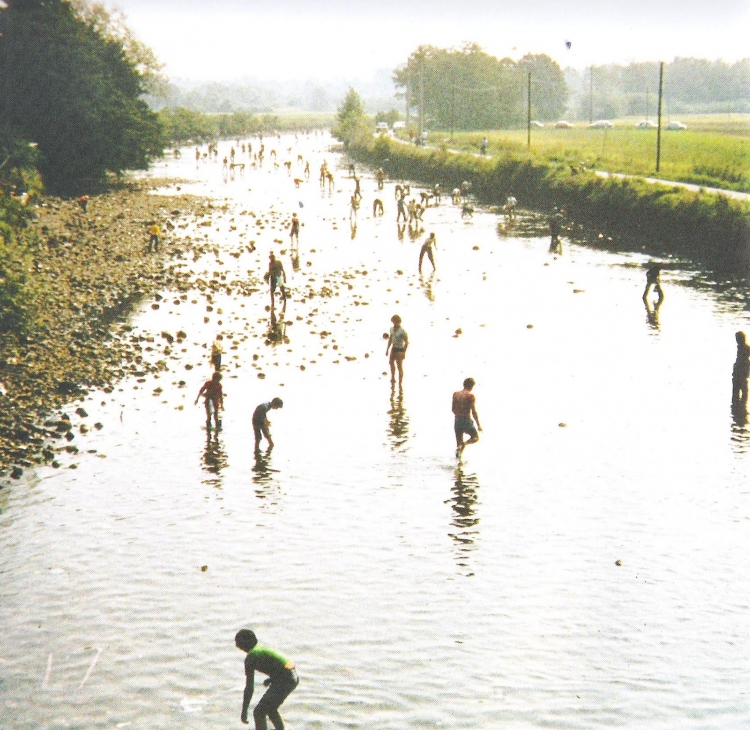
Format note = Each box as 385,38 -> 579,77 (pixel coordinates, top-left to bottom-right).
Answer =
454,417 -> 477,439
253,419 -> 270,442
255,668 -> 298,717
390,348 -> 406,363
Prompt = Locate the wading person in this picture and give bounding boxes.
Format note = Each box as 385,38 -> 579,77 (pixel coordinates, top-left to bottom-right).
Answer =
195,371 -> 224,431
418,232 -> 437,274
643,263 -> 664,302
732,331 -> 750,407
549,207 -> 564,254
289,212 -> 300,247
386,315 -> 409,385
252,397 -> 284,452
235,629 -> 298,730
264,253 -> 287,306
452,377 -> 482,457
211,334 -> 224,370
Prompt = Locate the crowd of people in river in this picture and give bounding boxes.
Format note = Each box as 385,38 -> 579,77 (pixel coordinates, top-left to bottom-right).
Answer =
182,131 -> 750,730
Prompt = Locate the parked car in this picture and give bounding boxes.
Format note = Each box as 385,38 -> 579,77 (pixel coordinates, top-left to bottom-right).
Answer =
530,120 -> 544,128
635,120 -> 658,129
667,120 -> 688,130
392,121 -> 406,130
376,122 -> 390,133
589,119 -> 614,129
554,120 -> 574,129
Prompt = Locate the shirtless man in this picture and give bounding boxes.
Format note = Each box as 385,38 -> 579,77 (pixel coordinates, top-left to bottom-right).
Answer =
452,378 -> 482,456
195,371 -> 224,431
289,212 -> 300,247
418,232 -> 437,273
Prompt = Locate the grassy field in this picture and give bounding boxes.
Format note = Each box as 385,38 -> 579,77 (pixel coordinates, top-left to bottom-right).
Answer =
423,114 -> 750,193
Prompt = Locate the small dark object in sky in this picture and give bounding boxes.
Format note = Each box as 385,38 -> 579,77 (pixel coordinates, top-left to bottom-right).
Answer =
565,40 -> 572,49
299,201 -> 304,208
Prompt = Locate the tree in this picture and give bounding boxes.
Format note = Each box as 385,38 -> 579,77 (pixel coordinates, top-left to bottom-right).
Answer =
0,0 -> 163,192
519,54 -> 568,121
332,87 -> 372,148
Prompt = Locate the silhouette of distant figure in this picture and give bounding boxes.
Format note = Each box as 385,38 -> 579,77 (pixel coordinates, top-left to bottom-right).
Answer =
732,331 -> 750,407
549,207 -> 564,254
418,232 -> 437,273
643,263 -> 664,302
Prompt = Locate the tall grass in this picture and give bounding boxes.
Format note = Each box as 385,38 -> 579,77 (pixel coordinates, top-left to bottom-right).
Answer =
431,118 -> 750,193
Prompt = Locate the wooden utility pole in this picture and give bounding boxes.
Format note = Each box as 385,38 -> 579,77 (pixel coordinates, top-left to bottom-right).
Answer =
406,73 -> 411,127
419,66 -> 424,138
656,61 -> 664,172
527,71 -> 532,149
589,65 -> 594,123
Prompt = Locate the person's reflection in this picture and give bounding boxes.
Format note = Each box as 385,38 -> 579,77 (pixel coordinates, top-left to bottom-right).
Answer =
446,466 -> 480,575
350,221 -> 357,240
266,302 -> 288,346
201,429 -> 227,488
730,330 -> 750,452
396,223 -> 406,241
252,449 -> 281,503
387,382 -> 409,450
290,248 -> 300,272
644,296 -> 662,331
408,224 -> 422,242
419,271 -> 435,302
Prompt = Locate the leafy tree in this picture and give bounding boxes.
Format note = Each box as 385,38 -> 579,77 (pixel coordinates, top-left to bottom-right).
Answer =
332,87 -> 372,148
0,0 -> 163,192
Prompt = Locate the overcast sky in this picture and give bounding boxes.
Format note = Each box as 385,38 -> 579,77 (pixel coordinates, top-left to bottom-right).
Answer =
110,0 -> 750,82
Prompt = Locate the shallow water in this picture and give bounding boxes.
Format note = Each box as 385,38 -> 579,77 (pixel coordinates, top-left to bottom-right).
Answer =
2,132 -> 750,730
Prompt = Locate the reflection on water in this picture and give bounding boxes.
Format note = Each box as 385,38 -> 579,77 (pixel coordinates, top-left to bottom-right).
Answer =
419,271 -> 435,302
252,451 -> 280,504
446,466 -> 481,575
265,304 -> 289,346
644,296 -> 663,332
387,384 -> 409,451
201,430 -> 227,488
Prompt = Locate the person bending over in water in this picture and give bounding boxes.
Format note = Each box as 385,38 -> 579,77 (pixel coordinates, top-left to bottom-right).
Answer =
252,397 -> 283,451
373,198 -> 384,216
419,232 -> 437,273
386,315 -> 409,385
235,629 -> 298,730
452,377 -> 482,457
195,371 -> 224,431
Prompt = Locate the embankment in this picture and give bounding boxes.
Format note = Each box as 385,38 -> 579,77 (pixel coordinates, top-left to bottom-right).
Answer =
352,138 -> 750,269
0,179 -> 209,479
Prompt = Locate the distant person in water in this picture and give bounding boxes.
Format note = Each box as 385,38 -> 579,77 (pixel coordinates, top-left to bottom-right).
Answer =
235,629 -> 298,730
549,207 -> 564,254
419,232 -> 437,273
386,315 -> 409,385
643,263 -> 664,302
252,397 -> 284,451
353,176 -> 362,200
264,253 -> 287,305
195,371 -> 223,430
289,212 -> 300,247
211,334 -> 224,370
452,377 -> 482,456
732,331 -> 750,406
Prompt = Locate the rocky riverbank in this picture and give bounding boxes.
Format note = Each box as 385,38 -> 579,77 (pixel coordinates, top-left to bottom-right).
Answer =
0,178 -> 211,480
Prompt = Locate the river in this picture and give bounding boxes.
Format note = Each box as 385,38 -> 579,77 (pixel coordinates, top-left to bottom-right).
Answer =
2,131 -> 750,730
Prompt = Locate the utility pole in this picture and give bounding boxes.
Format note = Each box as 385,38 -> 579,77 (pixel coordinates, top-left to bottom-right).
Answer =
656,61 -> 664,173
527,70 -> 532,149
419,65 -> 424,139
589,65 -> 594,123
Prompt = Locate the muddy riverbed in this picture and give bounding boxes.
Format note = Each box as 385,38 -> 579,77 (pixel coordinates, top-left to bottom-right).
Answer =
2,132 -> 750,730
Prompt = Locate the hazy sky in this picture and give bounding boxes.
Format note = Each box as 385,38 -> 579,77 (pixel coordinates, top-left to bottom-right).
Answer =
110,0 -> 750,82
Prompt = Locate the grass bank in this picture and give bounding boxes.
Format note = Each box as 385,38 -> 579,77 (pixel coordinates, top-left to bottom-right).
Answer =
353,136 -> 750,269
434,115 -> 750,193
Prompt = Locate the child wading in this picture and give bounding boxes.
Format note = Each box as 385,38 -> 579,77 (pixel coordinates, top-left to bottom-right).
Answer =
235,629 -> 299,730
195,371 -> 224,430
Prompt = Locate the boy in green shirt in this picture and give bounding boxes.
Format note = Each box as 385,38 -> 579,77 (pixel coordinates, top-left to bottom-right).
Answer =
235,629 -> 298,729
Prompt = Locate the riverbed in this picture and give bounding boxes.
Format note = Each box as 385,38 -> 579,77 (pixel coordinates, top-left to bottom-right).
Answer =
2,131 -> 750,730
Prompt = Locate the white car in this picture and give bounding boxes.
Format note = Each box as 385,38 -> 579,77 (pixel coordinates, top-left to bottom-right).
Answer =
376,122 -> 390,132
635,120 -> 658,129
530,120 -> 544,128
667,121 -> 687,130
392,121 -> 406,130
554,120 -> 574,129
589,119 -> 614,129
